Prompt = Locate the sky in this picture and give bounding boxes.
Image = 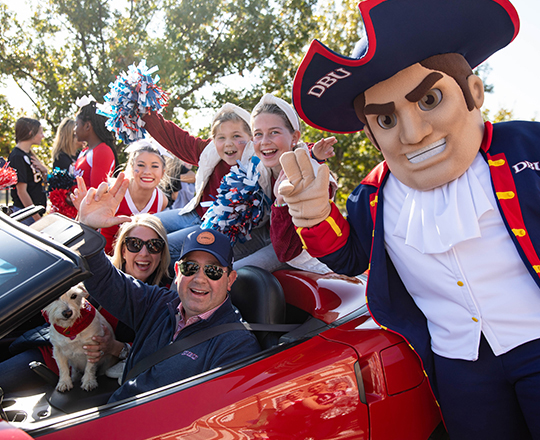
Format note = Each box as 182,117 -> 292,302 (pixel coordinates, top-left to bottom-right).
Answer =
1,0 -> 539,122
479,0 -> 540,121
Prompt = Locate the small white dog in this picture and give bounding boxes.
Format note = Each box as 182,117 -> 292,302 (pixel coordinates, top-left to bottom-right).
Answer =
43,283 -> 118,392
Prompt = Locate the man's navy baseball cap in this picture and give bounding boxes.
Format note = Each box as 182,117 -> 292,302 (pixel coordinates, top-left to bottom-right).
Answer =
179,228 -> 234,267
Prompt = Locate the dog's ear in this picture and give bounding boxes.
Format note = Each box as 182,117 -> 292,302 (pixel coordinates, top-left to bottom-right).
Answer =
77,282 -> 89,299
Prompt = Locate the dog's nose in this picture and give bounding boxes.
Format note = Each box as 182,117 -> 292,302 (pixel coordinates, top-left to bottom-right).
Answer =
62,310 -> 73,319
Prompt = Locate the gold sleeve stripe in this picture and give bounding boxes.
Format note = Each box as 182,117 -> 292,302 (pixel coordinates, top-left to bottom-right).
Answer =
488,159 -> 505,167
296,227 -> 308,249
325,216 -> 342,237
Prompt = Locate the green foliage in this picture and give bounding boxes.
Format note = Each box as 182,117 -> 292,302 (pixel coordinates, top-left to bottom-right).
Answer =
0,0 -> 521,211
0,0 -> 320,158
3,0 -> 378,208
482,107 -> 514,123
0,94 -> 17,158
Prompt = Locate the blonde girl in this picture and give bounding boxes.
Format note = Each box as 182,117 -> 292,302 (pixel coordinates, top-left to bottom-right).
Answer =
101,141 -> 169,254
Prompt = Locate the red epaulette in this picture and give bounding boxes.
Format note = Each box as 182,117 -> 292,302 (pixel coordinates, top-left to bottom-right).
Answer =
295,201 -> 350,257
361,161 -> 388,187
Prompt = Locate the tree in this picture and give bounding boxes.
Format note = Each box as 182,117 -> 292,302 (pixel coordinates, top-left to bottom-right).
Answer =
0,94 -> 17,158
0,0 -> 516,209
0,0 -> 319,127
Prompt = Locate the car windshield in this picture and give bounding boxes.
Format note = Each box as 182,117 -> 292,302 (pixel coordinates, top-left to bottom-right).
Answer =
0,257 -> 17,286
0,229 -> 58,295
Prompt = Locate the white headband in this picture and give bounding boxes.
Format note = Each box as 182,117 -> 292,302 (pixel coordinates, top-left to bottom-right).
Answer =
75,94 -> 112,118
124,138 -> 173,158
212,103 -> 251,128
252,93 -> 300,132
75,95 -> 97,108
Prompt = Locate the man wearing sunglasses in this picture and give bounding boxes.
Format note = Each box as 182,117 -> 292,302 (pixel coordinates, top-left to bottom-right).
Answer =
73,174 -> 261,402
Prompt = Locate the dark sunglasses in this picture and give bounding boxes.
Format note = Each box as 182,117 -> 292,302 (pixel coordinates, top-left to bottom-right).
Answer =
179,261 -> 226,281
123,237 -> 165,254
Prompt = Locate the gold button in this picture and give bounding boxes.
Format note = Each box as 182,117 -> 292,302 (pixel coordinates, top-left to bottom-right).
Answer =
472,317 -> 479,322
457,281 -> 464,286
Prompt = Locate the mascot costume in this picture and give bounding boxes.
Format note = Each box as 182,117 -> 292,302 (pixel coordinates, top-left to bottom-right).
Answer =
282,0 -> 540,438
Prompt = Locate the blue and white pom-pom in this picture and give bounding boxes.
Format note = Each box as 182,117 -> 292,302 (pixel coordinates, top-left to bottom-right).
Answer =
47,167 -> 76,191
201,156 -> 271,245
99,59 -> 168,144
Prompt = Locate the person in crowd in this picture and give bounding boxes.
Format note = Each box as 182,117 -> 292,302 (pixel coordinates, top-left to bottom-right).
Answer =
74,173 -> 260,402
165,157 -> 196,210
48,117 -> 85,218
8,117 -> 48,224
51,118 -> 83,173
0,213 -> 170,396
73,97 -> 119,189
100,140 -> 169,254
109,213 -> 171,286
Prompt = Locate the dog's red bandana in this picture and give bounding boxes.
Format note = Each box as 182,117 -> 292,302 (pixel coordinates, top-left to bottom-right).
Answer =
42,299 -> 97,340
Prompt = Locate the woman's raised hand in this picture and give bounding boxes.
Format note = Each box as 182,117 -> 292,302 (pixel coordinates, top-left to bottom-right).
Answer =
74,173 -> 132,230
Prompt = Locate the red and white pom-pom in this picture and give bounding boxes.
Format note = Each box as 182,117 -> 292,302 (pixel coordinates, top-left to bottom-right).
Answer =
0,162 -> 18,190
49,188 -> 78,219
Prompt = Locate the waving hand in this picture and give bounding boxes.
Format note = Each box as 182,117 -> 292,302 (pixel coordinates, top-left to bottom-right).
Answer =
72,173 -> 131,230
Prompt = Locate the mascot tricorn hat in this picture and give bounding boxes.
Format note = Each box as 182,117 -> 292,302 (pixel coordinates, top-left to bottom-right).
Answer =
292,0 -> 519,133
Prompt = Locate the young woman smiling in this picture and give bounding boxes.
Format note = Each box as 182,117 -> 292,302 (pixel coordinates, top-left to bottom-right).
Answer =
110,213 -> 171,285
101,140 -> 169,254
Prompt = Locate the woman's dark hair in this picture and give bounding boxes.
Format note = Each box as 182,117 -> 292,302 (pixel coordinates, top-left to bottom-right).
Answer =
77,101 -> 119,171
15,117 -> 41,143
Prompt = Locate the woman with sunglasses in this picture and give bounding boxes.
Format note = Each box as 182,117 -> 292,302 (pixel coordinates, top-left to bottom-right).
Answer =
110,214 -> 171,286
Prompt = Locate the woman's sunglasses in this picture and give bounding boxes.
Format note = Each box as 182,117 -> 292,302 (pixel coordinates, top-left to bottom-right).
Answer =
178,261 -> 226,281
123,237 -> 165,254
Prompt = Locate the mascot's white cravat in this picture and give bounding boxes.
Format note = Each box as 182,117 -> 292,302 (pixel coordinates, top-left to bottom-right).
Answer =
392,153 -> 494,254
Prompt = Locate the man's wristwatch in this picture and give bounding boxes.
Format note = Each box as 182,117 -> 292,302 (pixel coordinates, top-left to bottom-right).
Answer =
119,342 -> 131,360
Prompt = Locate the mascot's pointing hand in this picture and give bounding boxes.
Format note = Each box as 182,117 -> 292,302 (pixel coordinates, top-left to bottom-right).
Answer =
279,148 -> 331,228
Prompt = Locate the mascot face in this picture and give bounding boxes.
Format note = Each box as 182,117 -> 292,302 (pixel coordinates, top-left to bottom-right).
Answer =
363,62 -> 485,191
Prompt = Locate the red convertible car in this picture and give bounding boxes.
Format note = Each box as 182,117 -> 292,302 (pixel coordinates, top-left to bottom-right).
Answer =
0,209 -> 446,439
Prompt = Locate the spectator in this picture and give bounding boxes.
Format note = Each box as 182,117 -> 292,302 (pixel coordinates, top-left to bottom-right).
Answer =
8,117 -> 48,225
73,96 -> 119,189
110,213 -> 171,286
48,117 -> 85,218
165,157 -> 196,210
51,118 -> 83,173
